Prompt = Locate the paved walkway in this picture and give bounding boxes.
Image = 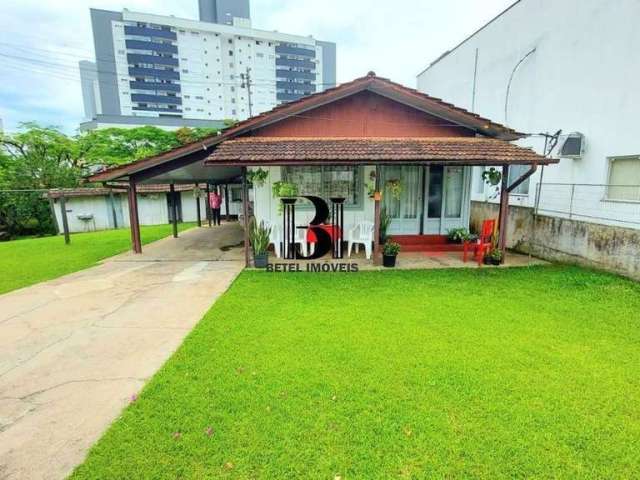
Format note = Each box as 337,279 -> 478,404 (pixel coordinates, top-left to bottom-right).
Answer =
0,224 -> 244,480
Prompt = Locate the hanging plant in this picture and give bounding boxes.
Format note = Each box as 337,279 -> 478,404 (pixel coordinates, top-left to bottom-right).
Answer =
366,170 -> 377,198
481,168 -> 502,186
385,179 -> 403,200
247,168 -> 269,187
271,181 -> 298,198
192,187 -> 202,198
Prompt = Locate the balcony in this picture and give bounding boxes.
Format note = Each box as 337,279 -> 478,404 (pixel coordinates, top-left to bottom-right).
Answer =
129,81 -> 181,92
275,45 -> 316,58
124,25 -> 177,40
131,93 -> 182,105
125,40 -> 178,54
127,53 -> 179,67
128,67 -> 180,80
275,58 -> 316,70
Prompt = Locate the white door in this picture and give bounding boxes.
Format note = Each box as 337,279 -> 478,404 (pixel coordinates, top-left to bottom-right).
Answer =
382,166 -> 423,234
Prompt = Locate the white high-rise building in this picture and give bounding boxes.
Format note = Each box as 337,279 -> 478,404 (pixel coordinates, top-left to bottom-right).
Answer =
80,0 -> 336,131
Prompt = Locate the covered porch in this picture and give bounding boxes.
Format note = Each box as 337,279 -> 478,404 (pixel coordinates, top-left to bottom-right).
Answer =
88,73 -> 557,268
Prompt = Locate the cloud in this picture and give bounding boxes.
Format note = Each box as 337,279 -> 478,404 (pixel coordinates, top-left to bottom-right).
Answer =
0,0 -> 513,133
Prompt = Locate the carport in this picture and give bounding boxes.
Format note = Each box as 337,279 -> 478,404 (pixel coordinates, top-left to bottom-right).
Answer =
89,140 -> 248,259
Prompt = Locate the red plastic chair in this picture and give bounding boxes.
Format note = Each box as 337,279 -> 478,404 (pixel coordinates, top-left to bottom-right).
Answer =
463,219 -> 496,265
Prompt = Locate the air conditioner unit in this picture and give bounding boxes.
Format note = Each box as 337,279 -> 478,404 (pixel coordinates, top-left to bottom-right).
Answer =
559,132 -> 585,159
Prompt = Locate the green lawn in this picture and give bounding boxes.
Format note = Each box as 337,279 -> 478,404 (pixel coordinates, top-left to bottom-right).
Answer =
0,223 -> 195,295
71,266 -> 640,479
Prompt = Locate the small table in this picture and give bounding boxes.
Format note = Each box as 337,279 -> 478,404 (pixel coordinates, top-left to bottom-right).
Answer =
301,224 -> 343,243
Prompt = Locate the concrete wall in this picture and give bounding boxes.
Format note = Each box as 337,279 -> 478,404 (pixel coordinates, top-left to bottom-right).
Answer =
418,0 -> 640,228
471,201 -> 640,280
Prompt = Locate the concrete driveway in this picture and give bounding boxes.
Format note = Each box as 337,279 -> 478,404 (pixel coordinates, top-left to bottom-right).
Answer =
0,224 -> 244,480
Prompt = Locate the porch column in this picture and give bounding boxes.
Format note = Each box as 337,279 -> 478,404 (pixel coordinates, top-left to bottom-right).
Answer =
128,178 -> 142,254
373,164 -> 382,266
224,183 -> 231,221
170,183 -> 178,238
206,183 -> 212,227
497,164 -> 510,263
241,167 -> 250,268
195,183 -> 202,227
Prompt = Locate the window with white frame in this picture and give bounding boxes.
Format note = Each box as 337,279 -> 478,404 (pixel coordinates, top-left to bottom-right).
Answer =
474,167 -> 485,194
507,165 -> 530,195
282,166 -> 363,207
607,156 -> 640,202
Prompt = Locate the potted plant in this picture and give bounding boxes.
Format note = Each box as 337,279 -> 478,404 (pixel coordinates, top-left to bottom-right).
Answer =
247,168 -> 269,187
249,219 -> 271,268
484,248 -> 502,266
481,168 -> 502,186
382,241 -> 401,268
380,207 -> 392,243
447,227 -> 470,244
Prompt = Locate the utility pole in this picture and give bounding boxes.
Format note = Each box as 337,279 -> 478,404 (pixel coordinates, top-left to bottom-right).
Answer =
240,67 -> 253,117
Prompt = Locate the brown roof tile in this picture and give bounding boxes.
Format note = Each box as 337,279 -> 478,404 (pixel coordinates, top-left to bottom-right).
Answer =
205,137 -> 556,165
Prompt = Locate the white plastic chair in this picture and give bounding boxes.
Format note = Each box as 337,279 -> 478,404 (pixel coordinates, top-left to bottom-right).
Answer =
268,224 -> 283,258
268,223 -> 308,258
347,221 -> 374,259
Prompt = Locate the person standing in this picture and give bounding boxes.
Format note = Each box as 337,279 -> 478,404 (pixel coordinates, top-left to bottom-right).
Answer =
209,187 -> 222,226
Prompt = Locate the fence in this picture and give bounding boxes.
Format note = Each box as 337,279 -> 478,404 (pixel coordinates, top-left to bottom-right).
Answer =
535,183 -> 640,228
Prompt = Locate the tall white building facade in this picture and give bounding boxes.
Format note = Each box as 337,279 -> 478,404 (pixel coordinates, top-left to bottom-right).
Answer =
80,0 -> 336,131
417,0 -> 640,227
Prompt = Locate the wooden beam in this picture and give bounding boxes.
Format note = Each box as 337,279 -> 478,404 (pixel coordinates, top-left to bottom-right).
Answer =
128,179 -> 142,254
373,165 -> 382,266
241,167 -> 250,268
224,183 -> 231,221
195,183 -> 202,227
497,164 -> 510,263
206,183 -> 212,227
170,183 -> 178,238
59,195 -> 70,245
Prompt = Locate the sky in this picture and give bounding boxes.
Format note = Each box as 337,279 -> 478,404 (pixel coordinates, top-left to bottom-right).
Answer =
0,0 -> 514,134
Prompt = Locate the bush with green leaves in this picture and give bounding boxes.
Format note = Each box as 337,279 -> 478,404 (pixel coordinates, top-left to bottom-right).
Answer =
382,241 -> 401,256
249,219 -> 271,256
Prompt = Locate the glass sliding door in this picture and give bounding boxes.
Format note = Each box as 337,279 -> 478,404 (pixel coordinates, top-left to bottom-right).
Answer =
382,165 -> 423,234
423,166 -> 469,234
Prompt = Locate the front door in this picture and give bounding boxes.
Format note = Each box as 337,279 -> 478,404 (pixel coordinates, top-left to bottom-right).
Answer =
381,166 -> 423,234
423,165 -> 468,234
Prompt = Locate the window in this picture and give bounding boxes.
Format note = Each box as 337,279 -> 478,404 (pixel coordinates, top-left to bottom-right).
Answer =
508,165 -> 530,195
282,166 -> 363,207
607,156 -> 640,202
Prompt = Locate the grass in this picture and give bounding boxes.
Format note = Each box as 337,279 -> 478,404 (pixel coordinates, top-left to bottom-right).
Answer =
71,266 -> 640,479
0,223 -> 195,295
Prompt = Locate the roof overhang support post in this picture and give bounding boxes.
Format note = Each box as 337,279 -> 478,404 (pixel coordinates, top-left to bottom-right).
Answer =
373,164 -> 382,266
195,183 -> 202,227
170,183 -> 179,238
224,183 -> 231,222
206,183 -> 212,227
241,167 -> 250,268
497,165 -> 510,263
497,162 -> 538,263
128,178 -> 142,254
59,194 -> 70,245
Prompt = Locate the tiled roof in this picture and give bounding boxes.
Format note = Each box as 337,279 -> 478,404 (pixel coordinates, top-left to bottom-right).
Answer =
47,184 -> 206,198
205,137 -> 555,165
89,73 -> 528,183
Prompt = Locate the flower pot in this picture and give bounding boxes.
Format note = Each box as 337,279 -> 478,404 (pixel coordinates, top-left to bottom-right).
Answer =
483,256 -> 501,266
382,254 -> 397,268
254,252 -> 269,268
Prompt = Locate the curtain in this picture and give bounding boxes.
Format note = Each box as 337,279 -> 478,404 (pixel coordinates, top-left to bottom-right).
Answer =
444,166 -> 464,218
402,166 -> 420,219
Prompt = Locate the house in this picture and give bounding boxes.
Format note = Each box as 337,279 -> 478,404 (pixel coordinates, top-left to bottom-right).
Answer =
48,184 -> 244,233
89,73 -> 554,265
416,0 -> 640,227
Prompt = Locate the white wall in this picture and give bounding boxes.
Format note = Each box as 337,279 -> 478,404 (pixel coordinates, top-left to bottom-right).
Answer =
417,0 -> 640,227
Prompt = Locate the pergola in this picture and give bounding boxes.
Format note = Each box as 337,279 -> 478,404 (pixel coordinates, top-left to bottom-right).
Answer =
89,73 -> 557,266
